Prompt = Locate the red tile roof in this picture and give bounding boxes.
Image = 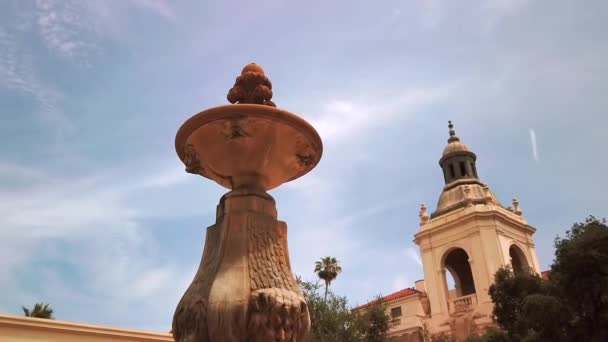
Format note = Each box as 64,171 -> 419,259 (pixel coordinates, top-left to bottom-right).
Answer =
541,270 -> 551,280
353,288 -> 420,311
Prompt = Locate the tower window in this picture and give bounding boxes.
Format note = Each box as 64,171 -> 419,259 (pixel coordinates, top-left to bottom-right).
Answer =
471,163 -> 478,178
448,164 -> 455,180
459,162 -> 467,177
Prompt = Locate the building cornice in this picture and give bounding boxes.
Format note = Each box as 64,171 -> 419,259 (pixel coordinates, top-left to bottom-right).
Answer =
0,314 -> 173,341
415,205 -> 536,244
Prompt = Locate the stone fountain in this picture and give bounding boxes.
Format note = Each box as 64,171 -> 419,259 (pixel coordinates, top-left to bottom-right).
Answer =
172,63 -> 322,341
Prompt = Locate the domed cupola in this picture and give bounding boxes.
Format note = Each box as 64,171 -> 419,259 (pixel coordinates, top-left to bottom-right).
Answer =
439,121 -> 479,183
431,121 -> 502,219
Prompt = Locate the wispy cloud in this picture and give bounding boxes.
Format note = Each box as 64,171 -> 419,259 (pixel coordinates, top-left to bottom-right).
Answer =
481,0 -> 531,34
0,159 -> 199,328
1,0 -> 178,136
128,0 -> 176,20
288,199 -> 404,281
416,0 -> 531,34
0,160 -> 192,273
0,26 -> 73,135
406,247 -> 423,267
14,230 -> 192,330
529,128 -> 539,164
420,0 -> 443,31
32,0 -> 176,62
311,86 -> 450,144
392,275 -> 409,291
34,0 -> 97,62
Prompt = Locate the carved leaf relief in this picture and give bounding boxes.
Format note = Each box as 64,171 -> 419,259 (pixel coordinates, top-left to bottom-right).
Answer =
293,137 -> 319,170
184,144 -> 204,175
247,215 -> 299,293
218,117 -> 251,140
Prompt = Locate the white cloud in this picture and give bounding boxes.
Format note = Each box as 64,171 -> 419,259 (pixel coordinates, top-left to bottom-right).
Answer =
0,26 -> 73,135
128,0 -> 176,20
310,86 -> 450,144
0,160 -> 192,278
0,159 -> 200,330
30,0 -> 176,62
529,128 -> 539,164
484,0 -> 531,15
481,0 -> 531,34
420,0 -> 443,31
23,235 -> 192,331
406,247 -> 423,267
392,275 -> 409,291
288,198 -> 406,283
0,0 -> 179,140
0,162 -> 52,184
34,0 -> 97,62
417,0 -> 531,34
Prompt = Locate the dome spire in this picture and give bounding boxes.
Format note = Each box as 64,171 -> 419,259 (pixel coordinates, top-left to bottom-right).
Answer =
439,121 -> 480,185
448,120 -> 460,143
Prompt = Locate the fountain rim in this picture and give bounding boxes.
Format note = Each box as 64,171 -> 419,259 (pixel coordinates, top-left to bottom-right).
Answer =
175,103 -> 324,180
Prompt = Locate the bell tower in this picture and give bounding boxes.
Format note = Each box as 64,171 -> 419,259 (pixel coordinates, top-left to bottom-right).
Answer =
414,122 -> 541,338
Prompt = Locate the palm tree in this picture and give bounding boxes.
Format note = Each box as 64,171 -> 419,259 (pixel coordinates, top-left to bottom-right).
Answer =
22,302 -> 54,319
314,256 -> 342,302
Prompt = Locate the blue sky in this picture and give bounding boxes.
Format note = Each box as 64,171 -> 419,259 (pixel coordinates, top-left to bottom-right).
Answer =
1,0 -> 607,332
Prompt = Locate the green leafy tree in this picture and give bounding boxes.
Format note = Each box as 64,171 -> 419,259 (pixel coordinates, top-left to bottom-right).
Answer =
300,279 -> 360,342
465,329 -> 507,342
474,215 -> 608,342
487,267 -> 558,338
299,278 -> 390,342
473,266 -> 564,342
314,256 -> 342,302
22,302 -> 54,319
357,296 -> 390,342
551,215 -> 608,342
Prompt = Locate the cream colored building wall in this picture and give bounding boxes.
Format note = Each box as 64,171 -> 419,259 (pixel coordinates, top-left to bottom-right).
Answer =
496,220 -> 541,275
415,203 -> 541,333
384,296 -> 426,337
419,249 -> 443,318
418,207 -> 494,320
0,314 -> 174,342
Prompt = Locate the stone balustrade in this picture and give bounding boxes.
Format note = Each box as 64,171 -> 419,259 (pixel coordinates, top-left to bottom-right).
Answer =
449,293 -> 478,313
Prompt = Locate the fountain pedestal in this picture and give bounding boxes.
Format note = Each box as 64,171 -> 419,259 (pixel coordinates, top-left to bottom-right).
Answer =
171,64 -> 322,342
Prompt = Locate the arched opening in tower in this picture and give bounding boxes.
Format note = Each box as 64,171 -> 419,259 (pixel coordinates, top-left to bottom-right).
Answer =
443,248 -> 476,298
509,245 -> 530,274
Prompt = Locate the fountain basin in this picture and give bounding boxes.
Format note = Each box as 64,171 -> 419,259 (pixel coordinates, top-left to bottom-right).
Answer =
175,104 -> 322,191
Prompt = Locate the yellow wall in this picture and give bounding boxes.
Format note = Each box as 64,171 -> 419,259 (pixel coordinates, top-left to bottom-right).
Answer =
0,314 -> 174,342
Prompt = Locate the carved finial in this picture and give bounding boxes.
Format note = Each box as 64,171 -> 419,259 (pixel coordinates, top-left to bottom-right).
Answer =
483,185 -> 494,204
227,63 -> 276,107
512,197 -> 522,216
448,120 -> 460,143
463,185 -> 473,207
420,203 -> 429,225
